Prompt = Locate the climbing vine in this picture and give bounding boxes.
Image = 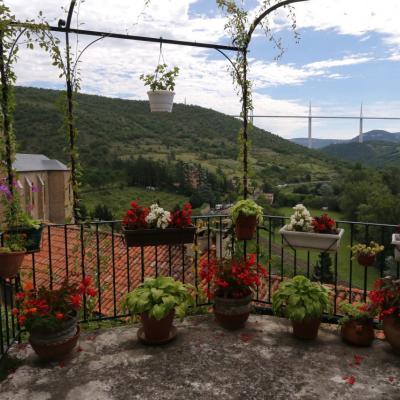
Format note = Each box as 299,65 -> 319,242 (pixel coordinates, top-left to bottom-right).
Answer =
217,0 -> 307,198
0,3 -> 50,226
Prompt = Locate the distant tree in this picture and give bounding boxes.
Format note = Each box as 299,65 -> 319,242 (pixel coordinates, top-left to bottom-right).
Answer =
92,204 -> 114,221
312,252 -> 334,284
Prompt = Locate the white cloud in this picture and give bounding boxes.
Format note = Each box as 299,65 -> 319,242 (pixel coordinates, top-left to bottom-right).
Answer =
5,0 -> 400,141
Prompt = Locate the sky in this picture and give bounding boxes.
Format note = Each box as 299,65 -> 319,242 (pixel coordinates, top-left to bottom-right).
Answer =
6,0 -> 400,140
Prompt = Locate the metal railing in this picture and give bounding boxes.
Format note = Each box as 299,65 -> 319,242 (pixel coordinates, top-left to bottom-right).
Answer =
1,215 -> 399,360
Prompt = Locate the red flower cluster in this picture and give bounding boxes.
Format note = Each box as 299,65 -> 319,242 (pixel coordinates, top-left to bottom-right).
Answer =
369,277 -> 400,321
13,278 -> 96,331
200,254 -> 268,299
123,201 -> 149,230
312,214 -> 336,234
169,203 -> 193,228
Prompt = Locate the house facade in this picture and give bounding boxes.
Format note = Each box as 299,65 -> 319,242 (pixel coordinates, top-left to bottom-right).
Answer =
0,154 -> 73,224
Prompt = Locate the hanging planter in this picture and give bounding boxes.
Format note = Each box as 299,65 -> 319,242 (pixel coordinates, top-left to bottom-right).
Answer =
6,224 -> 44,253
280,205 -> 344,253
122,201 -> 195,247
392,233 -> 400,261
230,199 -> 263,241
123,227 -> 195,247
351,242 -> 384,267
140,64 -> 179,113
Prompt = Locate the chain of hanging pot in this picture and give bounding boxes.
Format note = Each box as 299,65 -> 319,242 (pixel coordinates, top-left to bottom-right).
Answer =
155,37 -> 166,81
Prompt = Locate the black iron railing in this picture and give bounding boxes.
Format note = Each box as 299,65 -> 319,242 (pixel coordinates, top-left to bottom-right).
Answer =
1,215 -> 399,360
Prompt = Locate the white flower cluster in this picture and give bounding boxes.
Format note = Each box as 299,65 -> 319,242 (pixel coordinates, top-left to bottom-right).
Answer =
146,204 -> 171,229
286,204 -> 313,232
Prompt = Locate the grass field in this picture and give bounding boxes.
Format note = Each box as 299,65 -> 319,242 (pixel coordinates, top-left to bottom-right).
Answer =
82,186 -> 190,219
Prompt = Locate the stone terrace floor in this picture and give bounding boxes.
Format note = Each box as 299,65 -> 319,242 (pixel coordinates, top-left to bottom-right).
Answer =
1,315 -> 400,400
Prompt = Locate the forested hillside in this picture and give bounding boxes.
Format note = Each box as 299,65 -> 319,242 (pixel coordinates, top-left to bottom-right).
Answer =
14,86 -> 342,188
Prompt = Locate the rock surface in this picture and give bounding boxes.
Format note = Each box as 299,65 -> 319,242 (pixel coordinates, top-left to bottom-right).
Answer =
1,315 -> 399,399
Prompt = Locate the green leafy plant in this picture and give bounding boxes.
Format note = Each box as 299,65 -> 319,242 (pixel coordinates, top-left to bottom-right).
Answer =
140,64 -> 179,91
272,275 -> 331,321
339,301 -> 377,326
122,276 -> 195,321
0,232 -> 26,252
230,199 -> 263,224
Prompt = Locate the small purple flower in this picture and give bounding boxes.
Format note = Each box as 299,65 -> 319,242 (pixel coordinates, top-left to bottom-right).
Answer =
31,184 -> 40,193
0,184 -> 12,201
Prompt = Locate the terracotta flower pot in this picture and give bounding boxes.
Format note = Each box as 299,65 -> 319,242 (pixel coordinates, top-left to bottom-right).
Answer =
357,254 -> 376,267
383,315 -> 400,354
29,324 -> 80,361
214,294 -> 252,330
235,214 -> 257,241
341,319 -> 375,347
0,251 -> 25,279
292,318 -> 321,340
141,310 -> 175,343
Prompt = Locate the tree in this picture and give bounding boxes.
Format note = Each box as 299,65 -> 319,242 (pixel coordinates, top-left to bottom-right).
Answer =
92,204 -> 113,221
313,252 -> 334,284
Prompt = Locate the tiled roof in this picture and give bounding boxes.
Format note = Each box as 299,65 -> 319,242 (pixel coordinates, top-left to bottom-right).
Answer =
20,227 -> 369,319
21,226 -> 195,318
14,154 -> 69,172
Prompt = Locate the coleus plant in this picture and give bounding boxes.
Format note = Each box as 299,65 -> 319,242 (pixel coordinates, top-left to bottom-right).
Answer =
122,276 -> 195,321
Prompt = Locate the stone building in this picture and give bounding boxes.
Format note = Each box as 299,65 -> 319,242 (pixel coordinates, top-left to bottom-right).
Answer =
1,153 -> 73,224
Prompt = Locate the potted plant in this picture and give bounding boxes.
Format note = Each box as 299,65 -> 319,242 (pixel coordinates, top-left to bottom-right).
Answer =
122,201 -> 195,247
6,212 -> 44,253
370,276 -> 400,354
0,233 -> 26,279
351,242 -> 384,267
1,181 -> 44,253
339,301 -> 377,347
13,278 -> 96,360
122,276 -> 194,344
200,254 -> 268,330
272,275 -> 331,340
392,226 -> 400,261
230,199 -> 263,240
279,205 -> 344,252
140,63 -> 179,112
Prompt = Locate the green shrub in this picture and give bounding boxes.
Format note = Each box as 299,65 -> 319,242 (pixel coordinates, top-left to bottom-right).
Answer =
122,277 -> 195,321
272,275 -> 330,321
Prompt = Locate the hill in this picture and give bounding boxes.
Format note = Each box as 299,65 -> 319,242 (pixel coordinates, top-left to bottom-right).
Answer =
322,141 -> 400,167
13,86 -> 342,183
290,137 -> 346,149
291,129 -> 400,149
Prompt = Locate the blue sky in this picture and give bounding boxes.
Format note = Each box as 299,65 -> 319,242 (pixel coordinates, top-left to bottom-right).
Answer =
8,0 -> 400,139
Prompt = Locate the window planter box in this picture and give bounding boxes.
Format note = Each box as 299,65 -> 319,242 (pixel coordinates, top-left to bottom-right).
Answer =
6,224 -> 44,253
392,234 -> 400,261
122,226 -> 195,247
279,226 -> 344,253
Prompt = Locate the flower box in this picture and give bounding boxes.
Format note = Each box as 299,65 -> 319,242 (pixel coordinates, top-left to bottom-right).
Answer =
392,233 -> 400,261
279,226 -> 344,253
122,226 -> 196,247
6,224 -> 44,253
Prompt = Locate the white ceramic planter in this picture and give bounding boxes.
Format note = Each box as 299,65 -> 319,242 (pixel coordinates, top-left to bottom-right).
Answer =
147,90 -> 175,112
392,233 -> 400,261
279,226 -> 344,253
